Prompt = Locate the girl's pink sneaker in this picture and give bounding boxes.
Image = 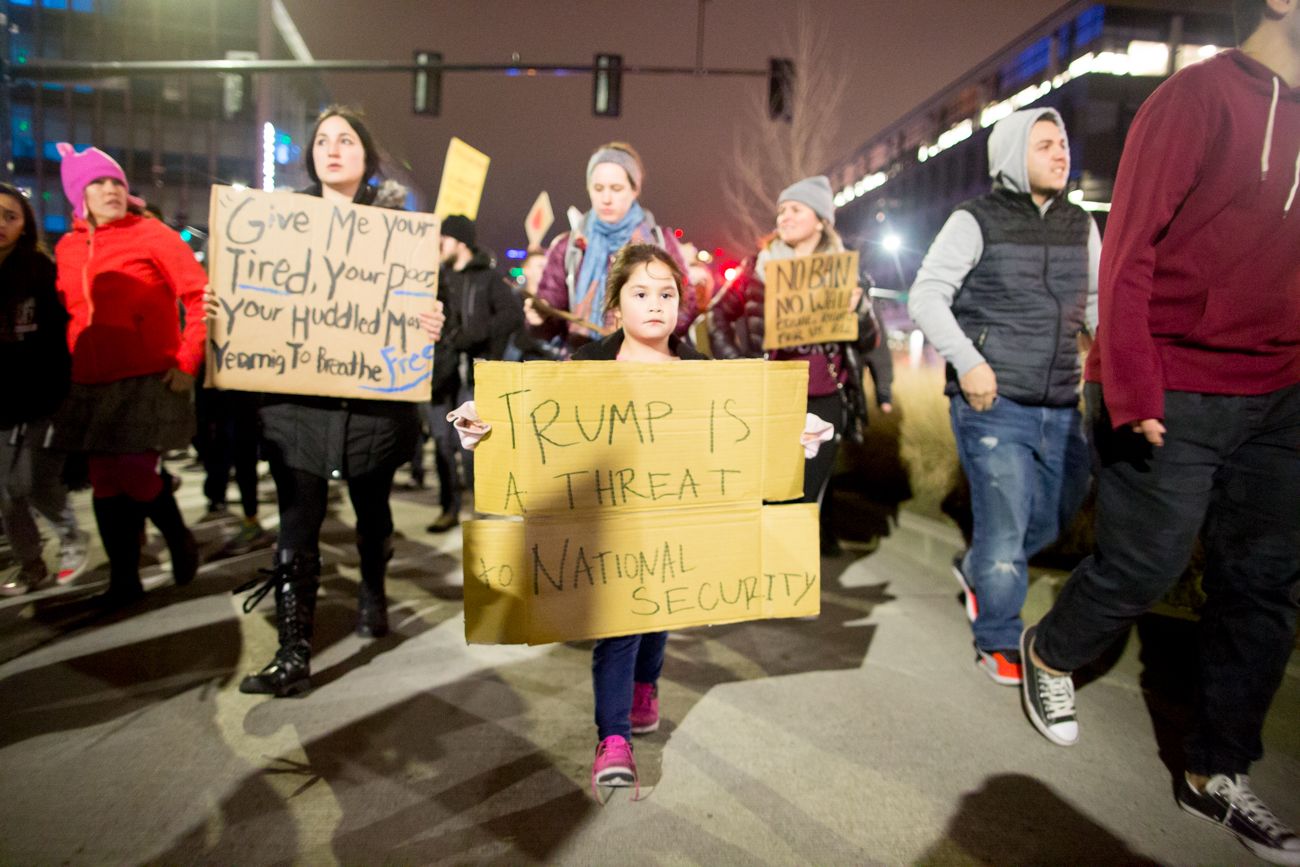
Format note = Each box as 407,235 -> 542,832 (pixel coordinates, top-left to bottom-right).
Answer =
592,735 -> 638,799
630,682 -> 660,734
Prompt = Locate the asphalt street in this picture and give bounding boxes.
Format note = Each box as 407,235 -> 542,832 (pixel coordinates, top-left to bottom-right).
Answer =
0,460 -> 1296,866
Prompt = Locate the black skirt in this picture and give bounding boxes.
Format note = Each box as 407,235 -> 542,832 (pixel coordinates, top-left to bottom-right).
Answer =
52,373 -> 196,454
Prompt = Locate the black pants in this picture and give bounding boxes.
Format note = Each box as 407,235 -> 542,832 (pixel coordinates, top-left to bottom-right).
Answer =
805,394 -> 845,535
429,385 -> 473,515
200,389 -> 261,517
1037,382 -> 1300,776
269,458 -> 398,557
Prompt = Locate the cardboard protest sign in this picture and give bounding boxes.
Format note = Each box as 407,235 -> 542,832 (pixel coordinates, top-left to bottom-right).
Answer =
462,358 -> 819,645
524,191 -> 554,249
762,251 -> 860,350
470,359 -> 808,515
205,186 -> 440,401
433,137 -> 490,220
464,502 -> 820,645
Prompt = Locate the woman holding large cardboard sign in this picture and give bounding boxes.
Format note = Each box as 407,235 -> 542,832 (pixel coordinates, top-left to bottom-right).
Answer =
235,106 -> 446,698
706,176 -> 878,554
529,142 -> 696,354
51,145 -> 206,606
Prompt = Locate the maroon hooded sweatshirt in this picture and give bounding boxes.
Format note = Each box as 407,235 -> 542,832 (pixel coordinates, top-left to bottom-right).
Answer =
1087,49 -> 1300,428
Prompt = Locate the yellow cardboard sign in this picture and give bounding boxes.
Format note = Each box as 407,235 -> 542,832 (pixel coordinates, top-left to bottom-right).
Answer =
762,251 -> 860,350
205,186 -> 440,402
463,359 -> 819,645
464,503 -> 820,644
470,359 -> 808,515
433,137 -> 491,220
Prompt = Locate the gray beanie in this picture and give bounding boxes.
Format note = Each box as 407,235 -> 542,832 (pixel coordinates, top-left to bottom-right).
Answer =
778,175 -> 835,227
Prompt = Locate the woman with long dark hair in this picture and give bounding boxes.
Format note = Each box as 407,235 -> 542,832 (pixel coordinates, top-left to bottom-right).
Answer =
0,183 -> 90,597
235,106 -> 446,698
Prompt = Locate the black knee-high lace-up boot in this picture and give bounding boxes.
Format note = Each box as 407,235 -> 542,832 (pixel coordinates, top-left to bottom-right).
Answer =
236,549 -> 320,697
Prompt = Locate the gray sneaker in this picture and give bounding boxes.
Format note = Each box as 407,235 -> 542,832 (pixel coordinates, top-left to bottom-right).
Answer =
0,560 -> 51,597
57,529 -> 91,585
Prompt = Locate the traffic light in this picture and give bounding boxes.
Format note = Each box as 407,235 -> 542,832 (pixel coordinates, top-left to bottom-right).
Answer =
413,50 -> 441,116
593,53 -> 622,117
768,57 -> 794,122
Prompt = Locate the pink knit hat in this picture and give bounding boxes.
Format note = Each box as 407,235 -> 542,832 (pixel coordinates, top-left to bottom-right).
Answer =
57,143 -> 145,220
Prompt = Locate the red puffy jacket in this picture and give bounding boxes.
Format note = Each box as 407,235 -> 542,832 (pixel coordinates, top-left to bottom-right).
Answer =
55,213 -> 207,385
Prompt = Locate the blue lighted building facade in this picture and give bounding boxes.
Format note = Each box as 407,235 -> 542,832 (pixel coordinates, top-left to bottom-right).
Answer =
3,0 -> 326,238
825,0 -> 1235,321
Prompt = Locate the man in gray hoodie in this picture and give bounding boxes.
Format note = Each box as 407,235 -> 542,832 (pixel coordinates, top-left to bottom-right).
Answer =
907,108 -> 1099,685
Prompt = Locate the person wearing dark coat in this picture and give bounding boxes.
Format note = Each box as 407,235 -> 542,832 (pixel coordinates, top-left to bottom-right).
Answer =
236,106 -> 446,698
0,182 -> 89,597
425,215 -> 522,533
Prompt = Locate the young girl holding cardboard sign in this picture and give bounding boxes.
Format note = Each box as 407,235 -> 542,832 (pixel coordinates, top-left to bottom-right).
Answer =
452,243 -> 831,798
571,244 -> 703,796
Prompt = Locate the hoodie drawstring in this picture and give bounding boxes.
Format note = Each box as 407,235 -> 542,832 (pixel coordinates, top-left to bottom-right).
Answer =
1287,150 -> 1300,216
1262,76 -> 1279,182
1261,76 -> 1299,217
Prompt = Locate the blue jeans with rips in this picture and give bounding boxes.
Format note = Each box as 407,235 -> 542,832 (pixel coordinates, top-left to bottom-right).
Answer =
950,394 -> 1088,651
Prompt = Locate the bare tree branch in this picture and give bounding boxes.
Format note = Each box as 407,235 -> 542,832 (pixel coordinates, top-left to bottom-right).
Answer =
721,3 -> 849,254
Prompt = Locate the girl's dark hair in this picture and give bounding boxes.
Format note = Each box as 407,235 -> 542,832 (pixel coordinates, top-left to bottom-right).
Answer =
603,243 -> 685,315
0,182 -> 49,258
304,105 -> 381,203
1234,0 -> 1268,43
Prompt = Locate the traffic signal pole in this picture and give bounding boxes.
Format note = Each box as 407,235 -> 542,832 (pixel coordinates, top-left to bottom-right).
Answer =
18,58 -> 769,78
17,56 -> 792,121
0,9 -> 12,175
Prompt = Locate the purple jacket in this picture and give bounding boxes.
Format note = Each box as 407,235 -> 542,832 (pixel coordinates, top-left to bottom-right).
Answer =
532,218 -> 697,352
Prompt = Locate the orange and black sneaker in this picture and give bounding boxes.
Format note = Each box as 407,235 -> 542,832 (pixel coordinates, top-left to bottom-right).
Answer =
976,646 -> 1023,686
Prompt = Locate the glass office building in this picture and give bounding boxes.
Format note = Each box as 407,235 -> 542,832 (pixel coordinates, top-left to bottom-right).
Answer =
824,0 -> 1235,321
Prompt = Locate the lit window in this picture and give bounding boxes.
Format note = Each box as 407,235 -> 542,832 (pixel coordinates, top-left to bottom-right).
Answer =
1126,41 -> 1171,76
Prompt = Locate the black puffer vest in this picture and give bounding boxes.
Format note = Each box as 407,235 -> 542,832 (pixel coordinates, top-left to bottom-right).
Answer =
946,189 -> 1090,407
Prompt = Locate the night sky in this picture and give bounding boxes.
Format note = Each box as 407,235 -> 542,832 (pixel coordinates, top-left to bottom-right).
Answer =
284,0 -> 1065,259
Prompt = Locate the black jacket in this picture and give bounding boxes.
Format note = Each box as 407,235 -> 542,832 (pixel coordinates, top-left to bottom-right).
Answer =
0,249 -> 71,428
440,247 -> 524,389
502,290 -> 569,362
572,330 -> 705,361
258,182 -> 419,480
